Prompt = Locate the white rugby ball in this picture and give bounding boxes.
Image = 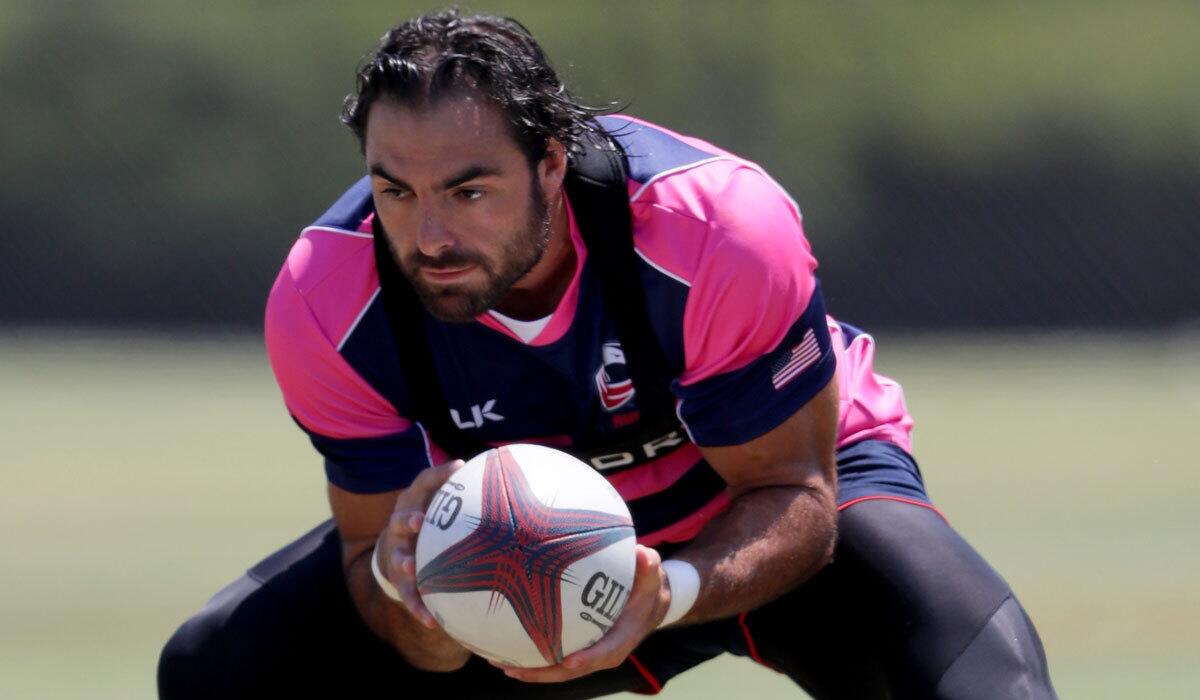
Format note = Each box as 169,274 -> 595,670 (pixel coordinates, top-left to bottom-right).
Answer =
414,443 -> 636,667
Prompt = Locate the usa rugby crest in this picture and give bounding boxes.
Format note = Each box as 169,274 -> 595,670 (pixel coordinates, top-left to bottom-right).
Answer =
594,341 -> 635,412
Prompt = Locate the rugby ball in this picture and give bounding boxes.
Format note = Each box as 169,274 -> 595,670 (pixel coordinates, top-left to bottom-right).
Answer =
414,444 -> 637,667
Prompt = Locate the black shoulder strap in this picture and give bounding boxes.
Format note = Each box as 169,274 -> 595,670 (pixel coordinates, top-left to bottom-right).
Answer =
372,122 -> 676,460
562,127 -> 677,426
372,218 -> 488,460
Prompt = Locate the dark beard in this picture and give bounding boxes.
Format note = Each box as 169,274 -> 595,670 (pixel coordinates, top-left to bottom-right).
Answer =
401,178 -> 551,323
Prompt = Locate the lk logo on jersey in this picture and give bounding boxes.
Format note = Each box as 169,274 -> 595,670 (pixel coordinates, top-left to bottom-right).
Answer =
450,400 -> 505,429
594,341 -> 635,412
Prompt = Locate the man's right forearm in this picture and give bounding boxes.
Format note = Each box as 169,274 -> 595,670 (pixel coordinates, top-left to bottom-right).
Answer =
345,545 -> 472,671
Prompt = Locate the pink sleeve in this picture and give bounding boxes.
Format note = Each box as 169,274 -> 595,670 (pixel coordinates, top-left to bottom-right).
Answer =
678,166 -> 818,386
264,248 -> 411,441
830,323 -> 915,452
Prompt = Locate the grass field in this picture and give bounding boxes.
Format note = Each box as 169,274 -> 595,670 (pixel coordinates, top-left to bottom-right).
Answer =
1,330 -> 1197,698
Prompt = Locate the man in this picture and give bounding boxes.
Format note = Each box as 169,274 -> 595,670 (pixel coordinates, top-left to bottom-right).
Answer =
159,9 -> 1056,698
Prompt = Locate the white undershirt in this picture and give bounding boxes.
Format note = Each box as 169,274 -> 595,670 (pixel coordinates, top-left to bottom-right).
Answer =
487,310 -> 552,344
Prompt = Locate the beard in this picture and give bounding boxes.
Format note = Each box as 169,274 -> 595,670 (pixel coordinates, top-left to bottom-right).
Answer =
399,178 -> 551,323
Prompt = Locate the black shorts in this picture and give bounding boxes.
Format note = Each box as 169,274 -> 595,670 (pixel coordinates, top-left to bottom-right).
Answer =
159,441 -> 1055,699
833,439 -> 931,507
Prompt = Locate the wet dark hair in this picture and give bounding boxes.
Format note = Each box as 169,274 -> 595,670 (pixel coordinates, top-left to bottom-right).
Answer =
340,8 -> 609,163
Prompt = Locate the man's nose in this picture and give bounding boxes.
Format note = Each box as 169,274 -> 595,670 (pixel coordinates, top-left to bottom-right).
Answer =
415,205 -> 455,257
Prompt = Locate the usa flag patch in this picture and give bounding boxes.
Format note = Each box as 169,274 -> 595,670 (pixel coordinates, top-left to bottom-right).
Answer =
770,329 -> 821,390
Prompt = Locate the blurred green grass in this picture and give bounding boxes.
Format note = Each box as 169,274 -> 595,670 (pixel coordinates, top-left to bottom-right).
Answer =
1,331 -> 1197,699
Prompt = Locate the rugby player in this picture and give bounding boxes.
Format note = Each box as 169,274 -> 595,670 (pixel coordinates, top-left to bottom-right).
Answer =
159,9 -> 1057,698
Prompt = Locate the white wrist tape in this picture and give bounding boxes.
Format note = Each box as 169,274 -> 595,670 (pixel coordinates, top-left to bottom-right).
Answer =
658,559 -> 701,628
370,537 -> 404,603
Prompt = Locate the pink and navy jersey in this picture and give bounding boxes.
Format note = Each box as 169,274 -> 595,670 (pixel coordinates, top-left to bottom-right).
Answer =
266,115 -> 913,547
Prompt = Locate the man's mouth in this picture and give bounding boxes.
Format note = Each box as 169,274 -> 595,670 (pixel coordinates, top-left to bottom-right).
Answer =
420,264 -> 475,282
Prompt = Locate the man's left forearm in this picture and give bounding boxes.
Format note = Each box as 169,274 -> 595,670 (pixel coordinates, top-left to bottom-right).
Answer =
666,481 -> 837,626
496,383 -> 840,685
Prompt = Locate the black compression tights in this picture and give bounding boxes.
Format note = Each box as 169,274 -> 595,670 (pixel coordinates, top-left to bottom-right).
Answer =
741,498 -> 1057,698
158,500 -> 1056,699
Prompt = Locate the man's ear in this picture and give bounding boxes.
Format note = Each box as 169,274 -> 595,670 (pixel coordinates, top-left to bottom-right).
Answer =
539,137 -> 569,194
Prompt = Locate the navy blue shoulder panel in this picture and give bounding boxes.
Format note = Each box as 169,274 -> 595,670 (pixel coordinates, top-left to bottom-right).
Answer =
310,177 -> 413,419
597,115 -> 719,186
338,296 -> 415,419
312,176 -> 373,230
637,260 -> 689,377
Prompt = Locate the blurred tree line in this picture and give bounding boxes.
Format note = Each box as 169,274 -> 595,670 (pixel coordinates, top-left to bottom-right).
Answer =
1,1 -> 1197,330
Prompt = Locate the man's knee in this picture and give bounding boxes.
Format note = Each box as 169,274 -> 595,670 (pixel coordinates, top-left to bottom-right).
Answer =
158,572 -> 318,698
157,522 -> 365,698
158,565 -> 303,698
935,594 -> 1056,699
158,592 -> 239,699
159,621 -> 211,698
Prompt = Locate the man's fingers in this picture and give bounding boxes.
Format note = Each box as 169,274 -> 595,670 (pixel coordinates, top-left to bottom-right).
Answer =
388,509 -> 424,537
397,580 -> 437,627
391,459 -> 468,515
503,544 -> 668,684
503,595 -> 645,682
375,536 -> 438,629
411,458 -> 466,491
635,544 -> 663,577
501,648 -> 621,683
383,547 -> 422,583
633,545 -> 663,590
558,635 -> 623,671
387,459 -> 466,545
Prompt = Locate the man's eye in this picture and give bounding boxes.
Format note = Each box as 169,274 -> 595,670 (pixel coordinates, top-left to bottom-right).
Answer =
382,187 -> 410,200
457,188 -> 484,201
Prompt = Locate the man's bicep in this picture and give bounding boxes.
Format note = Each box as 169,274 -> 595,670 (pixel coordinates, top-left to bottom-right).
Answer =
698,377 -> 838,498
675,284 -> 836,448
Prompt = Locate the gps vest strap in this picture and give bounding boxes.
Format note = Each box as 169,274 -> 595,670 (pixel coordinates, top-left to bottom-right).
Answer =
372,218 -> 484,459
560,126 -> 678,445
372,121 -> 678,461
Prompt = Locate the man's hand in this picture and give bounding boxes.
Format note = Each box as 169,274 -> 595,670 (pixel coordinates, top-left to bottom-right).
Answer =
495,544 -> 669,683
375,459 -> 465,628
499,378 -> 839,683
329,459 -> 472,671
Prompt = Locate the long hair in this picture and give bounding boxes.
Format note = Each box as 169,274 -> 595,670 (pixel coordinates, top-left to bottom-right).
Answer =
341,9 -> 610,163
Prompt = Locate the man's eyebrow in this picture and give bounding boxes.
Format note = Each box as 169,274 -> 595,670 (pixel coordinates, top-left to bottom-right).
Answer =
369,163 -> 409,189
438,165 -> 501,191
368,163 -> 501,192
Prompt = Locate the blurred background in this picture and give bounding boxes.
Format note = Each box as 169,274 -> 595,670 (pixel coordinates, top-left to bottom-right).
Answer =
1,1 -> 1197,698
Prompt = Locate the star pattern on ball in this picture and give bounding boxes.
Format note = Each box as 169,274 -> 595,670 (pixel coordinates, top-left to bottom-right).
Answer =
415,446 -> 635,665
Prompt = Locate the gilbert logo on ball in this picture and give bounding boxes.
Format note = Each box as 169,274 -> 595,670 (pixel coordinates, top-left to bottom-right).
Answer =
415,444 -> 636,667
